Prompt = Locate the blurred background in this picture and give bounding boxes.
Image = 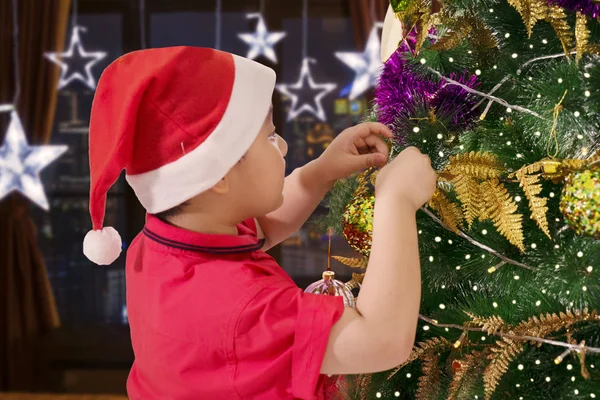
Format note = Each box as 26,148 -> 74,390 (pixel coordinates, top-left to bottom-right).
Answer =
0,0 -> 387,396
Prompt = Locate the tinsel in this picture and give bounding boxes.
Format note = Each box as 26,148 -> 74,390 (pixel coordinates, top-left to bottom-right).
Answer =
374,47 -> 480,136
547,0 -> 600,18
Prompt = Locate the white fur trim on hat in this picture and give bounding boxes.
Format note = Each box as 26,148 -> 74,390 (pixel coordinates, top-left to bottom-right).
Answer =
125,54 -> 276,214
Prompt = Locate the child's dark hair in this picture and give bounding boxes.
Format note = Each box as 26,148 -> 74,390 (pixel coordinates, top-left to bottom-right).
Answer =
154,201 -> 189,222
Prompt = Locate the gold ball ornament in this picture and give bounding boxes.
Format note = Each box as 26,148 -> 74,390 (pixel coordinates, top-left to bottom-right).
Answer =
305,271 -> 356,308
342,193 -> 375,257
559,168 -> 600,238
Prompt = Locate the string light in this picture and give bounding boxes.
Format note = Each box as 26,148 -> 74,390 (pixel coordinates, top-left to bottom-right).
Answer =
546,377 -> 551,382
394,391 -> 400,397
514,275 -> 520,280
376,392 -> 382,398
587,266 -> 593,273
449,57 -> 454,62
549,192 -> 555,197
420,58 -> 427,64
439,304 -> 446,309
535,359 -> 541,365
512,53 -> 518,58
536,300 -> 541,306
512,300 -> 517,304
493,302 -> 498,308
577,251 -> 584,258
583,286 -> 588,291
406,373 -> 412,378
542,39 -> 548,44
413,127 -> 420,133
554,348 -> 571,364
558,78 -> 563,83
465,254 -> 471,260
518,364 -> 524,370
585,90 -> 591,97
454,331 -> 467,348
567,364 -> 573,370
423,325 -> 430,331
476,69 -> 482,75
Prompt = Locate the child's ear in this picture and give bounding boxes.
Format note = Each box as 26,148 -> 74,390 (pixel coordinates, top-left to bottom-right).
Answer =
210,176 -> 230,194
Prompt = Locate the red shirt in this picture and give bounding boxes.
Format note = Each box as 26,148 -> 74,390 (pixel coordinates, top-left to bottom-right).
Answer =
126,214 -> 345,399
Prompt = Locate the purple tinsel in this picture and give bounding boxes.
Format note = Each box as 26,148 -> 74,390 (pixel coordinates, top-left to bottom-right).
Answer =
374,46 -> 480,138
547,0 -> 599,18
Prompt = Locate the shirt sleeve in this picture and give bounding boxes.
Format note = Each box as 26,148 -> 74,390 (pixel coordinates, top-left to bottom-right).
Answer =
232,283 -> 345,399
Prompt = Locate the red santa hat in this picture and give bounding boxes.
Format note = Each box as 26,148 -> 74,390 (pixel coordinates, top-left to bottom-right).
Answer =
83,46 -> 276,265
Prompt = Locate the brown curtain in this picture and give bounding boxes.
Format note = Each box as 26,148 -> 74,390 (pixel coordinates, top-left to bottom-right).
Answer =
348,0 -> 388,49
0,0 -> 71,391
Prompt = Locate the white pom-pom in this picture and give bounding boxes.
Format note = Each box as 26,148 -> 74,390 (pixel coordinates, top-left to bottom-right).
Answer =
83,227 -> 122,265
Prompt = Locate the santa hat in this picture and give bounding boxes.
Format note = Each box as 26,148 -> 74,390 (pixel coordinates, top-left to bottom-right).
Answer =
83,47 -> 276,265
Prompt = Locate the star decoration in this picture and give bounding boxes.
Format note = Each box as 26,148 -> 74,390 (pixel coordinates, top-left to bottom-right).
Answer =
0,111 -> 68,210
45,25 -> 107,90
238,13 -> 286,63
335,23 -> 383,100
276,58 -> 337,122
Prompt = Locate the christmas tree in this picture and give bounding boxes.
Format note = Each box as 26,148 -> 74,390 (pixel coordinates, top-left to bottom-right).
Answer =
320,0 -> 600,398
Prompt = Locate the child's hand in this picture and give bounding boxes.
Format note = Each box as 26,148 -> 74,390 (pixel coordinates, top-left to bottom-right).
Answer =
375,146 -> 437,210
316,122 -> 394,183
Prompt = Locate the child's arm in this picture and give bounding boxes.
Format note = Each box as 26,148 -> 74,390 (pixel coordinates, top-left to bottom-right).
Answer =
320,147 -> 437,374
256,122 -> 393,250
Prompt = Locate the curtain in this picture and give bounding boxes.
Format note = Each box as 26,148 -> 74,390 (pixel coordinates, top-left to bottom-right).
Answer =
348,0 -> 388,49
0,0 -> 71,391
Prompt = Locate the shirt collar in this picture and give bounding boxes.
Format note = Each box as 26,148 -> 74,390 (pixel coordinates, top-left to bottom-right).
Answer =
143,214 -> 265,254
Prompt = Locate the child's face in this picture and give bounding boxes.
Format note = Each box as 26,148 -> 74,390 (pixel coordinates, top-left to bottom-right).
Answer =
228,106 -> 287,216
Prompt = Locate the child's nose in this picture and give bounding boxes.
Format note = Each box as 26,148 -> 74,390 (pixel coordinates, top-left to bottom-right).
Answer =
277,135 -> 288,157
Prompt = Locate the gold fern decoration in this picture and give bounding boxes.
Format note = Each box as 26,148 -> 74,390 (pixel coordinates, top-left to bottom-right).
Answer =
448,351 -> 489,400
484,338 -> 525,398
388,337 -> 451,378
416,353 -> 442,400
508,0 -> 549,37
446,152 -> 505,180
414,4 -> 432,55
515,172 -> 551,238
548,5 -> 574,57
587,44 -> 600,55
575,12 -> 590,64
332,256 -> 368,269
431,17 -> 472,51
451,175 -> 484,228
480,179 -> 525,252
429,190 -> 465,233
465,313 -> 506,335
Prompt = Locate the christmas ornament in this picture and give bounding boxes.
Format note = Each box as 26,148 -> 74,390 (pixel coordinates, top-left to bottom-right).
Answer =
335,23 -> 383,100
45,26 -> 107,90
305,270 -> 356,307
305,229 -> 356,307
342,192 -> 375,257
560,168 -> 600,238
237,13 -> 286,64
0,111 -> 68,210
452,359 -> 462,372
275,58 -> 337,122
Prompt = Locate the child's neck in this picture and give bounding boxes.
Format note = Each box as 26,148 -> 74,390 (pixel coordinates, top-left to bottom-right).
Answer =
169,212 -> 240,236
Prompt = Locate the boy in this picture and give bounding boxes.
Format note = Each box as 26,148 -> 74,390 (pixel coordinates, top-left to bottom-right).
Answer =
83,47 -> 436,399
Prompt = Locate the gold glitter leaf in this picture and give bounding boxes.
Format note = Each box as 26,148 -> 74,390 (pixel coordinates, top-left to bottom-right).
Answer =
431,19 -> 472,51
388,337 -> 452,378
466,312 -> 507,335
484,338 -> 526,398
575,12 -> 590,63
429,189 -> 465,233
448,350 -> 488,400
452,175 -> 484,228
415,7 -> 432,55
416,352 -> 442,400
480,179 -> 525,252
509,0 -> 549,37
332,256 -> 368,269
446,152 -> 505,180
586,44 -> 600,55
468,16 -> 500,49
515,172 -> 551,238
548,5 -> 574,57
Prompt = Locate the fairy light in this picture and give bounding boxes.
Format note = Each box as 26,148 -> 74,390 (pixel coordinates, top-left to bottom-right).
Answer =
587,266 -> 593,273
558,78 -> 563,83
512,53 -> 518,58
429,256 -> 434,262
542,39 -> 548,44
506,107 -> 513,113
507,141 -> 512,146
439,304 -> 446,309
482,229 -> 488,235
481,336 -> 486,341
505,33 -> 510,38
584,72 -> 591,78
465,254 -> 471,260
534,130 -> 541,136
406,373 -> 412,378
583,286 -> 588,291
577,251 -> 584,258
376,392 -> 382,398
537,93 -> 542,98
554,349 -> 571,364
441,285 -> 446,289
420,58 -> 426,64
493,65 -> 497,69
448,240 -> 453,244
575,390 -> 580,395
585,90 -> 591,97
395,391 -> 400,397
456,266 -> 461,270
574,111 -> 581,117
567,291 -> 570,295
567,364 -> 573,370
476,69 -> 482,75
445,327 -> 449,332
514,275 -> 520,280
542,289 -> 547,294
413,127 -> 420,133
535,359 -> 541,365
514,195 -> 521,201
572,376 -> 576,382
591,394 -> 596,398
439,151 -> 444,157
512,300 -> 517,304
454,331 -> 467,348
529,44 -> 534,49
488,266 -> 496,273
423,325 -> 430,331
536,300 -> 541,306
517,153 -> 523,158
577,134 -> 584,139
473,285 -> 479,291
435,236 -> 441,242
555,264 -> 560,269
493,302 -> 498,308
449,57 -> 454,62
550,192 -> 555,197
554,244 -> 560,249
437,133 -> 443,139
518,364 -> 524,370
